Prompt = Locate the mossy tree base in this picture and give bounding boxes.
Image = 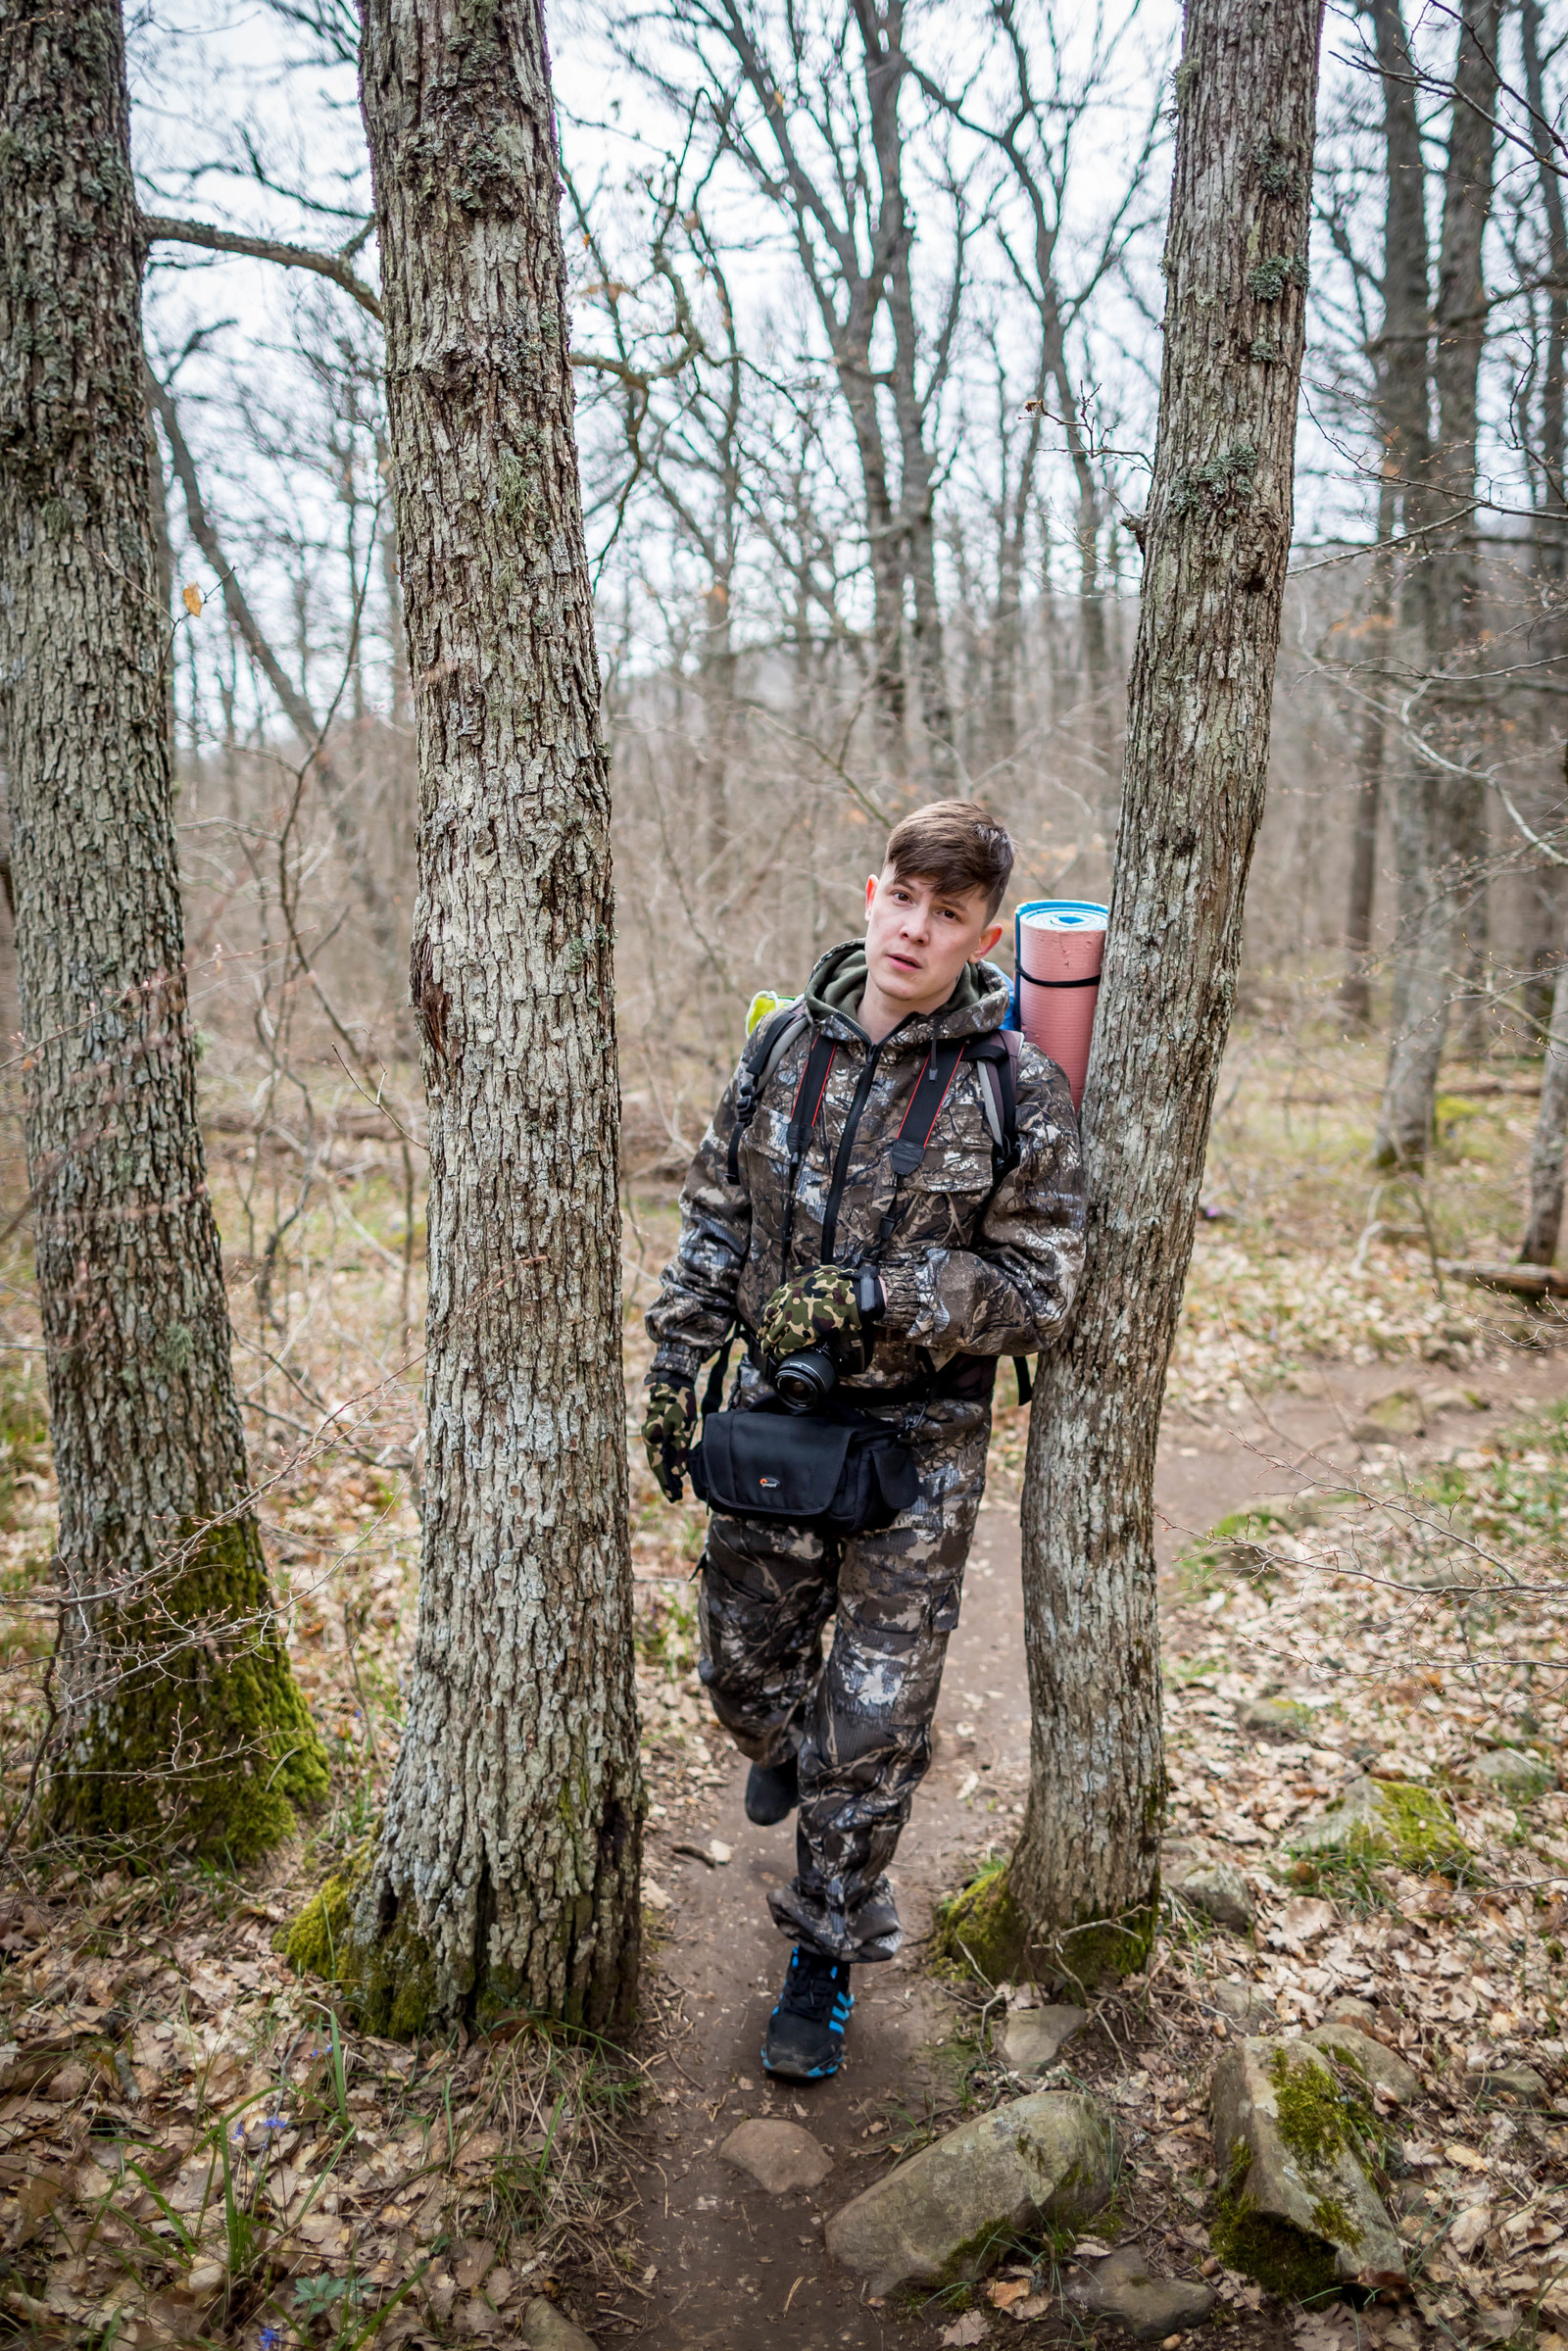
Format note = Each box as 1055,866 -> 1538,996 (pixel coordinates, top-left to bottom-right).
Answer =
933,1858 -> 1158,1998
49,1518 -> 329,1865
285,1853 -> 438,2041
283,1827 -> 641,2042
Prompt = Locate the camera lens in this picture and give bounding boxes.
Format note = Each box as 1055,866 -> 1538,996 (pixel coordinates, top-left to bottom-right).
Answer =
774,1347 -> 836,1410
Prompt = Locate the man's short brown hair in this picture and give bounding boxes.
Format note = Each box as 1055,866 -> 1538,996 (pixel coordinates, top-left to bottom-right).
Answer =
884,800 -> 1015,921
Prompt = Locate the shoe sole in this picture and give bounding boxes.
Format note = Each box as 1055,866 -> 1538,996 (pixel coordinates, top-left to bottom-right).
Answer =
760,2043 -> 841,2080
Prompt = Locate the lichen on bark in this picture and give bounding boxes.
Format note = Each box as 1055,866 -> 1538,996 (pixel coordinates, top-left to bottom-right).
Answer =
53,1515 -> 327,1860
1008,0 -> 1325,1983
0,0 -> 325,1861
348,0 -> 644,2034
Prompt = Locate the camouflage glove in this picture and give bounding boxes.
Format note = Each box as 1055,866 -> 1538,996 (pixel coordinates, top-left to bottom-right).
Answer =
757,1265 -> 862,1367
642,1379 -> 695,1503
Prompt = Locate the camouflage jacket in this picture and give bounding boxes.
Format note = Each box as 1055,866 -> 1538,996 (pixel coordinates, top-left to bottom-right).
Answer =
645,942 -> 1087,1396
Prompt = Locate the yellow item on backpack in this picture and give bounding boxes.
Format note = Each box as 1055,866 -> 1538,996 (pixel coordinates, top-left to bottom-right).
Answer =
746,990 -> 799,1037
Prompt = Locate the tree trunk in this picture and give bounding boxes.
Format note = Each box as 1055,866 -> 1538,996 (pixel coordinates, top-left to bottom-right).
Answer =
1522,902 -> 1568,1267
1340,483 -> 1396,1028
0,0 -> 328,1857
1375,0 -> 1501,1159
947,0 -> 1323,1990
334,0 -> 642,2036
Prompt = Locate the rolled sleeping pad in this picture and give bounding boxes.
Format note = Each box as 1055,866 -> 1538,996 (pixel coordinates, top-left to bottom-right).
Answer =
1014,900 -> 1107,1113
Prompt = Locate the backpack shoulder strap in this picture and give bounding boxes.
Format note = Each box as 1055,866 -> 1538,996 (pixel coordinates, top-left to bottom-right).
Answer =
726,1004 -> 810,1185
965,1029 -> 1021,1176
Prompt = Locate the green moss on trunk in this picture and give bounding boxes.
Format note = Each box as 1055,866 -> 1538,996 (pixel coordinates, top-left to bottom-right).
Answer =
933,1858 -> 1157,1995
49,1514 -> 328,1863
284,1853 -> 437,2041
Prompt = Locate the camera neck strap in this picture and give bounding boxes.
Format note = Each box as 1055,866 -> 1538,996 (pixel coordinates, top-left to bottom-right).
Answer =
865,1037 -> 967,1261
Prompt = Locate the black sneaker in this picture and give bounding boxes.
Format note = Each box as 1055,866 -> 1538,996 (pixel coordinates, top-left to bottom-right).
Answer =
745,1753 -> 800,1826
761,1947 -> 853,2080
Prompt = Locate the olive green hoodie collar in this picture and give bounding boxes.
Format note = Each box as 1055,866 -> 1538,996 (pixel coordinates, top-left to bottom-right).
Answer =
802,940 -> 1010,1046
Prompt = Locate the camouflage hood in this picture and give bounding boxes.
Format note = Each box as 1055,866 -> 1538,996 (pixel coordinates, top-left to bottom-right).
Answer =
801,941 -> 1012,1049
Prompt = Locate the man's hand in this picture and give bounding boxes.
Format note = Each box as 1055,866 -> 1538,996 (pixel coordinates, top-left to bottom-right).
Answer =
642,1379 -> 695,1502
757,1265 -> 862,1366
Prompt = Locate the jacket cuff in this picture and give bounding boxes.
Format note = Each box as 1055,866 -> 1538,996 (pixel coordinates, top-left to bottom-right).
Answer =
874,1258 -> 931,1339
648,1349 -> 701,1392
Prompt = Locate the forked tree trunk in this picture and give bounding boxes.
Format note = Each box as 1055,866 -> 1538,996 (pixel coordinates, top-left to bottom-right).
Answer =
944,0 -> 1323,1989
329,0 -> 642,2034
0,0 -> 327,1856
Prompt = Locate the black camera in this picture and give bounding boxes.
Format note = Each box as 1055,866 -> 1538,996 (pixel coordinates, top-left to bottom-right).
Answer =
767,1265 -> 883,1413
774,1346 -> 838,1410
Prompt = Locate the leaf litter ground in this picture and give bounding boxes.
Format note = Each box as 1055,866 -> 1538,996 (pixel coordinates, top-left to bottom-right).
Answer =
0,1027 -> 1565,2350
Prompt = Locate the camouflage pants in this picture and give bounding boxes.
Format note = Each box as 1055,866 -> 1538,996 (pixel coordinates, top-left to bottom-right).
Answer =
697,1394 -> 991,1964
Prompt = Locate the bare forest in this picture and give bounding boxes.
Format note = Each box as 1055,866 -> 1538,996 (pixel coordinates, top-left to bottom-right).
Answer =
5,1 -> 1568,2350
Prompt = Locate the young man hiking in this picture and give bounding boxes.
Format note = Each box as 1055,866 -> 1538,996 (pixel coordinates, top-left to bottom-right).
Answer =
642,801 -> 1087,2081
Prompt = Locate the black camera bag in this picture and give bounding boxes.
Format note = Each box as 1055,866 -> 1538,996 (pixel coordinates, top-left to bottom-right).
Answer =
689,1402 -> 916,1537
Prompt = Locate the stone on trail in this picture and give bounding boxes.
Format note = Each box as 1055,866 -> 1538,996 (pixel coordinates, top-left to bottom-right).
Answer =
1351,1389 -> 1426,1442
1173,1861 -> 1255,1933
1301,2021 -> 1420,2106
1210,2036 -> 1405,2296
825,2088 -> 1117,2298
1000,2003 -> 1088,2073
1467,1747 -> 1557,1803
719,2118 -> 832,2194
1065,2246 -> 1217,2340
1289,1774 -> 1470,1875
521,2300 -> 597,2351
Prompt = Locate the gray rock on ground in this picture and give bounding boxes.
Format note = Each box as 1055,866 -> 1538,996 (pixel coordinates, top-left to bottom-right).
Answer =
1210,2036 -> 1406,2293
1065,2247 -> 1217,2341
1322,1995 -> 1381,2034
1468,2063 -> 1549,2106
719,2118 -> 833,2194
1290,1773 -> 1468,1873
1208,1980 -> 1277,2035
1000,2004 -> 1088,2074
1239,1697 -> 1313,1741
825,2089 -> 1117,2298
521,2300 -> 597,2351
1351,1389 -> 1426,1442
1468,1748 -> 1558,1802
1301,2021 -> 1420,2106
1173,1861 -> 1255,1934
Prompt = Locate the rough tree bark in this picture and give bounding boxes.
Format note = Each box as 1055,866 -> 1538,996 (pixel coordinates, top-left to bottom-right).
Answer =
291,0 -> 643,2035
1518,0 -> 1568,1269
941,0 -> 1324,1988
1522,857 -> 1568,1267
0,0 -> 327,1855
1339,482 -> 1396,1029
1375,0 -> 1502,1163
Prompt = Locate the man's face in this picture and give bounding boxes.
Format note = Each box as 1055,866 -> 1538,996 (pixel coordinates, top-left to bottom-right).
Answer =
863,865 -> 1004,1016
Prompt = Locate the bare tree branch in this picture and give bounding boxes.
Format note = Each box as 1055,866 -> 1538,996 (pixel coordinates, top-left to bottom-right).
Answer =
138,212 -> 386,321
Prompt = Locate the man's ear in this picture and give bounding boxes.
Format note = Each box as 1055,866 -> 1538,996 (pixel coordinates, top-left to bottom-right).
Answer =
974,918 -> 1005,960
864,874 -> 879,921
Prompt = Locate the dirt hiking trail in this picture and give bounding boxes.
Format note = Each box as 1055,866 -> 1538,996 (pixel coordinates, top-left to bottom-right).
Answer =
619,1345 -> 1568,2351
